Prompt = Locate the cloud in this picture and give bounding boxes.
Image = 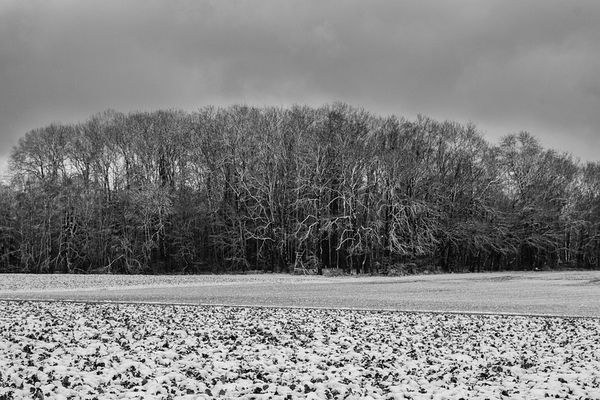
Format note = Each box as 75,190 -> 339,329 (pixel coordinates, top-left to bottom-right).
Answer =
1,0 -> 599,170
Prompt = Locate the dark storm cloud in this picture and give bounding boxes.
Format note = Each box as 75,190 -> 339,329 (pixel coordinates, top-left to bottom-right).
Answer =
1,0 -> 600,171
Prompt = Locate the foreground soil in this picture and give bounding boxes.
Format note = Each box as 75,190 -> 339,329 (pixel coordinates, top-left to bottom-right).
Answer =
1,271 -> 600,316
1,301 -> 599,400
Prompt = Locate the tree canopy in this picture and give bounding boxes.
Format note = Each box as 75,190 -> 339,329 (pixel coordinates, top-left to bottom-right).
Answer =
1,104 -> 598,274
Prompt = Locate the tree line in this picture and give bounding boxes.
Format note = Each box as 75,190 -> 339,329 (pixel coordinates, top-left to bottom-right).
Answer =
1,104 -> 599,274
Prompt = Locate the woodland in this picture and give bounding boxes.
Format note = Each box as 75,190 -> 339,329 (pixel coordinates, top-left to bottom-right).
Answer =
1,103 -> 599,274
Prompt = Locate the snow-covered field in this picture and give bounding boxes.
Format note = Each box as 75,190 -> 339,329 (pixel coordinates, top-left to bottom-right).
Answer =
1,273 -> 600,399
0,273 -> 327,293
1,300 -> 599,400
2,271 -> 600,316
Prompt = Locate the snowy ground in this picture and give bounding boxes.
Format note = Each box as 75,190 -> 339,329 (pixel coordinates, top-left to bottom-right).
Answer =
2,271 -> 600,316
0,273 -> 327,293
1,300 -> 599,400
1,273 -> 599,399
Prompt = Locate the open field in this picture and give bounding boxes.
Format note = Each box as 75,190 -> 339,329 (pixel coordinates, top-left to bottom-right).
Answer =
1,301 -> 600,400
1,271 -> 600,316
1,272 -> 600,399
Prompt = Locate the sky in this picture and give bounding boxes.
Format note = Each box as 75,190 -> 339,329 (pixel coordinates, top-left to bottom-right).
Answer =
1,0 -> 600,175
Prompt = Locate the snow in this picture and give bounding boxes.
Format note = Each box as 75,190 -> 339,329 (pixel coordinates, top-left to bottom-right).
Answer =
0,273 -> 329,293
2,271 -> 600,317
1,300 -> 599,399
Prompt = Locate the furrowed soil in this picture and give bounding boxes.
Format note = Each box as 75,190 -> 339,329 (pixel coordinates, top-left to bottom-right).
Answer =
1,272 -> 599,399
1,301 -> 599,399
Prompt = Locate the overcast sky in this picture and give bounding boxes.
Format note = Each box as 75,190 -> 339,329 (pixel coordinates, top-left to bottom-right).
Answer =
1,0 -> 600,173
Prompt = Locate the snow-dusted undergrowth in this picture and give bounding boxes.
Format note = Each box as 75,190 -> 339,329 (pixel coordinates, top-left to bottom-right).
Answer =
1,301 -> 599,399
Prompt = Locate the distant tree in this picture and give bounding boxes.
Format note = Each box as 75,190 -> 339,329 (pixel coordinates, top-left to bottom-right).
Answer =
497,132 -> 578,269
